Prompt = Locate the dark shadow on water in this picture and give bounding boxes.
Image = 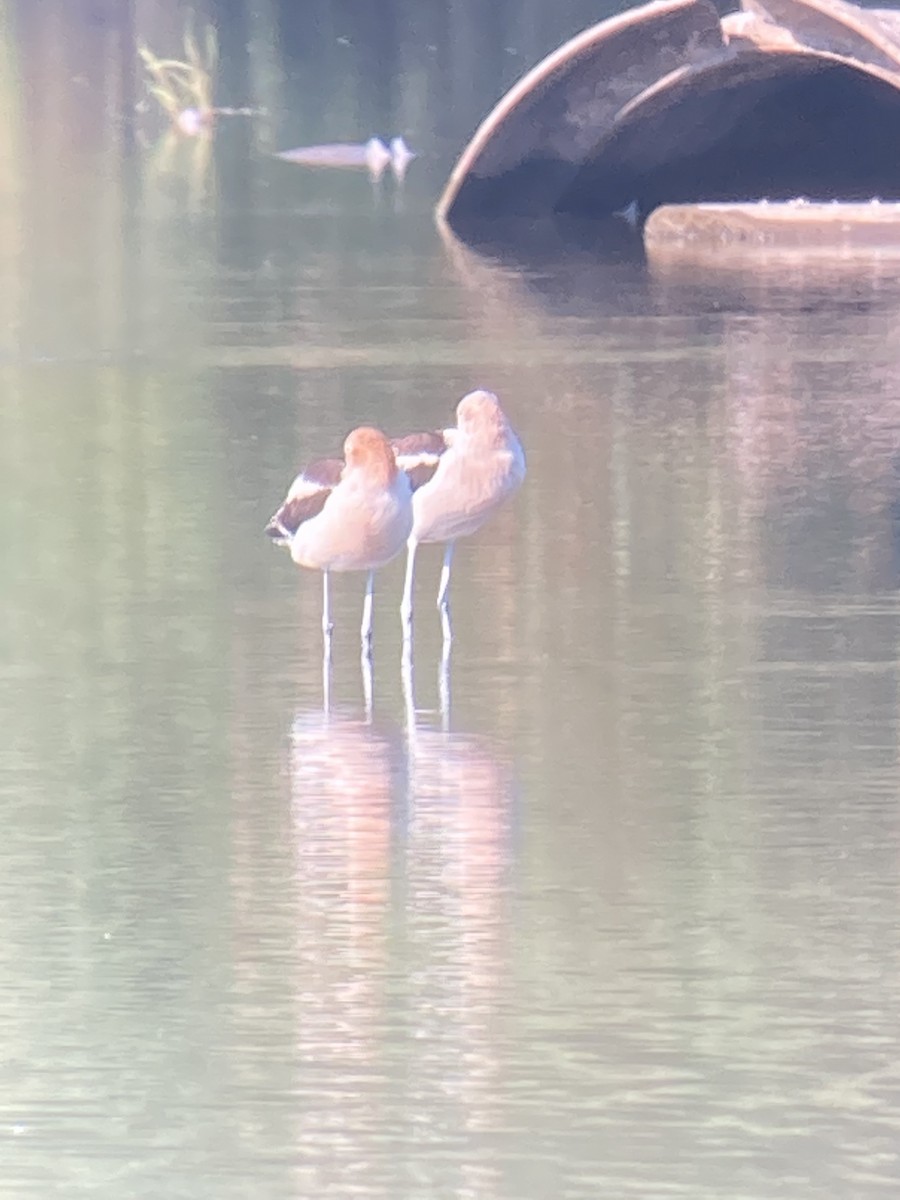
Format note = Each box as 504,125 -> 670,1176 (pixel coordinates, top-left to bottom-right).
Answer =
437,214 -> 656,320
439,211 -> 900,323
442,212 -> 647,262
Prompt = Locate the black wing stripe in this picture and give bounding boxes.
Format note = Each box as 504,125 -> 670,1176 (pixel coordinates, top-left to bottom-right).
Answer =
404,461 -> 440,491
299,457 -> 344,491
392,431 -> 447,491
391,431 -> 447,463
265,489 -> 331,541
265,456 -> 342,542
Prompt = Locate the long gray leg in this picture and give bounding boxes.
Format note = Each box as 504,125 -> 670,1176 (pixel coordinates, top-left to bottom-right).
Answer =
361,645 -> 373,721
321,570 -> 333,713
400,537 -> 418,642
322,653 -> 332,715
322,570 -> 334,660
361,570 -> 374,654
439,637 -> 452,732
401,641 -> 415,728
437,542 -> 455,644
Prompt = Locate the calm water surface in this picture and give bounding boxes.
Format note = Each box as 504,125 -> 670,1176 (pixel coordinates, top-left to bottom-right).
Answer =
3,12 -> 900,1199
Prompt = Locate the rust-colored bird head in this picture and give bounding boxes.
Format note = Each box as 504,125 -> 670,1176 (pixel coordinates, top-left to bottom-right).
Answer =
343,426 -> 398,486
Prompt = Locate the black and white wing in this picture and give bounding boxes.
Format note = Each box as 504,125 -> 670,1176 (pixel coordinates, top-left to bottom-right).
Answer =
391,430 -> 450,491
265,456 -> 343,544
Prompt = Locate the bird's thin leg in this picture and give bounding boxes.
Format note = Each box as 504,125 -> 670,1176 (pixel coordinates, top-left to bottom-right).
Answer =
401,643 -> 416,732
321,570 -> 334,713
361,644 -> 373,721
437,542 -> 455,644
322,652 -> 332,715
400,537 -> 418,642
322,570 -> 333,661
439,637 -> 452,732
361,570 -> 375,655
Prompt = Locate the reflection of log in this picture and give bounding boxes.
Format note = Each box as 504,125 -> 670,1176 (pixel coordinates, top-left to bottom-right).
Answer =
438,0 -> 900,230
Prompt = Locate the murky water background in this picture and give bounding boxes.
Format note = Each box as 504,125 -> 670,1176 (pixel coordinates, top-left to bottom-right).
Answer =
2,3 -> 900,1197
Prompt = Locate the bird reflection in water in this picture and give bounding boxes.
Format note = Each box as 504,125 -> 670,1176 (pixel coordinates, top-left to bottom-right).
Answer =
288,711 -> 396,1094
285,691 -> 516,1190
401,669 -> 517,1161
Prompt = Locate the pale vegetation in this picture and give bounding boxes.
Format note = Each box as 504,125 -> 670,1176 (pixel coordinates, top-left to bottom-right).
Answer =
138,21 -> 218,133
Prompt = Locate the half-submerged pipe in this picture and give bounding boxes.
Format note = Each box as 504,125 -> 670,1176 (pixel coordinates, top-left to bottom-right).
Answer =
438,0 -> 900,232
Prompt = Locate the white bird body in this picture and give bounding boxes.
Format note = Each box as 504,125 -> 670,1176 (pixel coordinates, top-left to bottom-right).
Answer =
286,461 -> 412,572
406,426 -> 525,545
392,390 -> 525,644
266,427 -> 413,657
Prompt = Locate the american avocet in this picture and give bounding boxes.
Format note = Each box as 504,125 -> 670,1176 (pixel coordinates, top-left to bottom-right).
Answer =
266,427 -> 413,659
393,390 -> 526,645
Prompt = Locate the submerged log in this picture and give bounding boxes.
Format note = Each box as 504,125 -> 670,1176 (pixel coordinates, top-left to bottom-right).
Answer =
644,200 -> 900,249
438,0 -> 900,231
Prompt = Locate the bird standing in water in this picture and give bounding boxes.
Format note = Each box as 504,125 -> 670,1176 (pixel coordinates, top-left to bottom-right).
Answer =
392,390 -> 526,647
266,427 -> 413,663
